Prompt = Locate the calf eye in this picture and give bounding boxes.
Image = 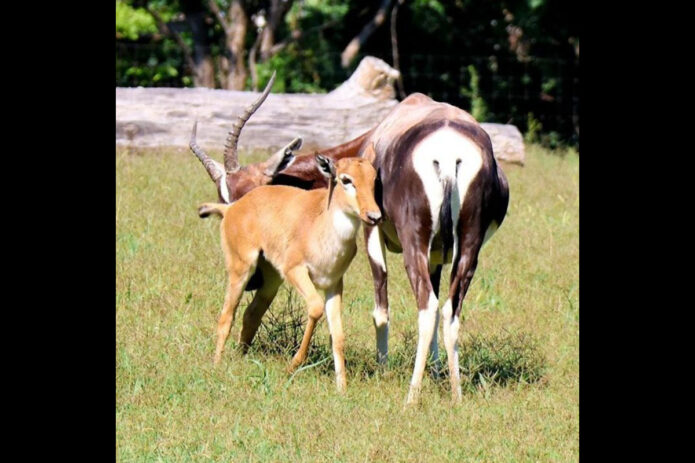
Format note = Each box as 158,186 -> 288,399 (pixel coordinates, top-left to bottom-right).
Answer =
341,176 -> 353,185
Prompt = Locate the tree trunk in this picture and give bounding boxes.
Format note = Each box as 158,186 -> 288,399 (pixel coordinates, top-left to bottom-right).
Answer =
225,0 -> 249,90
341,0 -> 394,68
260,0 -> 292,61
181,1 -> 215,88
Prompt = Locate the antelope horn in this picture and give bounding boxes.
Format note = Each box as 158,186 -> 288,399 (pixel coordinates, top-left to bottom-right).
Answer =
223,70 -> 277,173
189,121 -> 224,183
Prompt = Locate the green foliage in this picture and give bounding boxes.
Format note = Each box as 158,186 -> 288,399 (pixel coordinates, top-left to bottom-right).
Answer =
460,65 -> 488,122
254,46 -> 330,94
289,0 -> 349,21
116,39 -> 187,87
116,0 -> 579,144
115,1 -> 157,40
460,331 -> 547,390
411,0 -> 448,36
525,112 -> 542,144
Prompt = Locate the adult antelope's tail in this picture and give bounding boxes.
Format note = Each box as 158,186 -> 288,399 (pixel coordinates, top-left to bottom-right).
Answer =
198,203 -> 230,219
439,179 -> 455,261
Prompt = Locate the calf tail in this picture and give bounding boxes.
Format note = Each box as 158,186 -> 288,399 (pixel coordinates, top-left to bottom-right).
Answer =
198,202 -> 230,219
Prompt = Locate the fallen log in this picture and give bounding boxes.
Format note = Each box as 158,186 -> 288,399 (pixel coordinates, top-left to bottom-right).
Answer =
116,56 -> 525,165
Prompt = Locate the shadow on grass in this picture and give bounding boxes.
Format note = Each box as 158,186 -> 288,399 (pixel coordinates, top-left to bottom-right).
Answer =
247,289 -> 547,394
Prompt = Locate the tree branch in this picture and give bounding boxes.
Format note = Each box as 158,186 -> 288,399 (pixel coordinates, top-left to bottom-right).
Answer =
147,7 -> 197,73
268,18 -> 341,57
341,0 -> 394,68
260,0 -> 295,60
207,0 -> 232,37
249,24 -> 265,91
390,0 -> 406,98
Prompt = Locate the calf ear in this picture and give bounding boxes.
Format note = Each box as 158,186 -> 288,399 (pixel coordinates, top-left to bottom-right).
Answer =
315,154 -> 336,179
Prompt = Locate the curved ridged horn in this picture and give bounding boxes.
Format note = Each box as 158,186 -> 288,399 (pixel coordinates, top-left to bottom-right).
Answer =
189,121 -> 225,183
223,70 -> 277,173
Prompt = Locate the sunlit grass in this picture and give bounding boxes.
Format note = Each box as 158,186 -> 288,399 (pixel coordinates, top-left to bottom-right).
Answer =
116,144 -> 578,462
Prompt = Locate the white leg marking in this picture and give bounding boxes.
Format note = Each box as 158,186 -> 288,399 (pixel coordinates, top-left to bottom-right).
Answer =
442,298 -> 462,402
373,305 -> 389,364
367,227 -> 387,272
407,292 -> 438,404
325,288 -> 346,392
368,227 -> 389,364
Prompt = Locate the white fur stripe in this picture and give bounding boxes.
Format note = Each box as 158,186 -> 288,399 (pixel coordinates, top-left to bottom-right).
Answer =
407,292 -> 438,404
332,210 -> 361,241
367,227 -> 386,272
442,298 -> 462,401
219,174 -> 230,204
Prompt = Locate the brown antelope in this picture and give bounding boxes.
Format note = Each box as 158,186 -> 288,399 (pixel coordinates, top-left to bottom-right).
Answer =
199,155 -> 380,391
190,77 -> 508,404
354,94 -> 510,404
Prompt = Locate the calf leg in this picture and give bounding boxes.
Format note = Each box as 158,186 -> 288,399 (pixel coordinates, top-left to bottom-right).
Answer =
365,225 -> 390,365
214,258 -> 255,364
238,262 -> 283,352
324,279 -> 346,392
285,266 -> 325,371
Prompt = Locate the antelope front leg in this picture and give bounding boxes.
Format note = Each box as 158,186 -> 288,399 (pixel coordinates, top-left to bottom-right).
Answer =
365,225 -> 390,365
325,279 -> 346,392
285,266 -> 325,371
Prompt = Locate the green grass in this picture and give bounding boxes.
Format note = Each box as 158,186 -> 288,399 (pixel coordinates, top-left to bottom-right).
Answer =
116,144 -> 579,462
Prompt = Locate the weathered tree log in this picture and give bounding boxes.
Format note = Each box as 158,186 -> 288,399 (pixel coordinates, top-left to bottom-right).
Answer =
116,56 -> 525,165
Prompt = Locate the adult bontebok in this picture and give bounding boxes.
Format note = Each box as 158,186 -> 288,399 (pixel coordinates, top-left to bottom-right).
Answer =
199,155 -> 380,391
356,94 -> 510,404
261,93 -> 509,405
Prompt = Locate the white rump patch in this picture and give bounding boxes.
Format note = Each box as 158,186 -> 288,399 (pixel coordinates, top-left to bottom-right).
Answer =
411,127 -> 483,234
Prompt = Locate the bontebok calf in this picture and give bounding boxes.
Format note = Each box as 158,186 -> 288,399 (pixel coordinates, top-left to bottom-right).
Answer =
199,155 -> 381,391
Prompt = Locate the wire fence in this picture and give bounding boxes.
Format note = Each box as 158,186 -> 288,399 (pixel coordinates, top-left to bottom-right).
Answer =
116,42 -> 579,146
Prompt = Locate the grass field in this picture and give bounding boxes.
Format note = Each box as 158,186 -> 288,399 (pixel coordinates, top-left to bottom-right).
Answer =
116,144 -> 579,462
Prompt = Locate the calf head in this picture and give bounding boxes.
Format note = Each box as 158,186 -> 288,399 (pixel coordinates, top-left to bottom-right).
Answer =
316,154 -> 382,226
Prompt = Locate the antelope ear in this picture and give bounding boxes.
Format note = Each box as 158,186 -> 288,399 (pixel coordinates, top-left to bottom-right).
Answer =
362,142 -> 377,161
315,154 -> 336,179
263,137 -> 302,176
